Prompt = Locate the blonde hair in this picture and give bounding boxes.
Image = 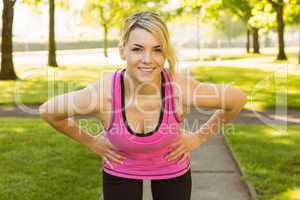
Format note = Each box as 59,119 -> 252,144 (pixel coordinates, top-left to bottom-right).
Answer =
119,11 -> 178,75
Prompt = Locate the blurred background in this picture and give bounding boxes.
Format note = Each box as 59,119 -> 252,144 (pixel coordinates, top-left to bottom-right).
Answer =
0,0 -> 299,200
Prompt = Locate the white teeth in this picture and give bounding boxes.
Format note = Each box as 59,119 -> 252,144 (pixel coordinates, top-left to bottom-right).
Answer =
139,68 -> 154,72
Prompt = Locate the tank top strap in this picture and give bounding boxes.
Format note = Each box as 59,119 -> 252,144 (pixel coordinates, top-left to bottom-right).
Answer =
112,68 -> 124,114
104,69 -> 118,132
162,68 -> 182,123
162,68 -> 172,114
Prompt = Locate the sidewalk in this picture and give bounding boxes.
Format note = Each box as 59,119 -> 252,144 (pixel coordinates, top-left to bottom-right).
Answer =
143,135 -> 251,200
142,107 -> 253,200
1,106 -> 299,124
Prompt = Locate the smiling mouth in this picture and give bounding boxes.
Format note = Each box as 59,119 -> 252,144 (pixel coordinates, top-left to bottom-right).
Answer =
138,67 -> 155,73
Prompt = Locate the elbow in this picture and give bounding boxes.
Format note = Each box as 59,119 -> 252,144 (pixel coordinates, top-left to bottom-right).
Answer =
226,87 -> 247,111
39,102 -> 67,122
236,89 -> 247,109
240,90 -> 247,107
39,103 -> 49,119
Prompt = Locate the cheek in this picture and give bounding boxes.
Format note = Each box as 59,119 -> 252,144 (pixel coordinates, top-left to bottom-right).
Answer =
127,53 -> 139,63
126,52 -> 165,66
154,55 -> 166,66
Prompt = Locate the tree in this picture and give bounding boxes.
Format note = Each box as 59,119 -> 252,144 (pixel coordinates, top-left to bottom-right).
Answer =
81,0 -> 168,58
254,0 -> 300,60
23,0 -> 68,67
222,0 -> 252,52
182,0 -> 261,53
81,0 -> 125,58
266,0 -> 287,60
0,0 -> 18,80
48,0 -> 57,66
222,0 -> 263,53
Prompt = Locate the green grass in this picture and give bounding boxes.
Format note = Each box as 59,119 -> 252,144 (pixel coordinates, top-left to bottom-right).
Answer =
1,120 -> 299,199
186,51 -> 298,63
191,66 -> 300,110
0,65 -> 120,106
187,52 -> 267,61
0,62 -> 299,111
225,124 -> 300,200
0,118 -> 104,200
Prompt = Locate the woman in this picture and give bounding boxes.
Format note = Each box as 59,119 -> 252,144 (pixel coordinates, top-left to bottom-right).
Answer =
39,11 -> 247,200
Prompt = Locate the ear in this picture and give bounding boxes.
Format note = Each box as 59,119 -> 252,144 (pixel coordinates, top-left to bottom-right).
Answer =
119,46 -> 126,60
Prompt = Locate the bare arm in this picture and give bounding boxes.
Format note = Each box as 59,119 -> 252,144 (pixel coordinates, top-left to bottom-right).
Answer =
176,73 -> 247,139
39,81 -> 126,167
163,73 -> 247,162
177,73 -> 247,123
39,84 -> 100,148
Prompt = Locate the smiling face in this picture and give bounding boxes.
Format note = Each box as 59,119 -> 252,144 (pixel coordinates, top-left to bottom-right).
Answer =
119,28 -> 166,84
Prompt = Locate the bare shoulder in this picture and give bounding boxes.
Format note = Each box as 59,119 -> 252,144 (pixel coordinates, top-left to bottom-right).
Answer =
173,71 -> 201,88
88,71 -> 114,95
169,72 -> 197,115
81,71 -> 114,114
90,71 -> 114,97
172,72 -> 199,102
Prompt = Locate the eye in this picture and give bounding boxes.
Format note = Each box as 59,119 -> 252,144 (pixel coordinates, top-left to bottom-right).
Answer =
155,49 -> 162,52
132,48 -> 141,51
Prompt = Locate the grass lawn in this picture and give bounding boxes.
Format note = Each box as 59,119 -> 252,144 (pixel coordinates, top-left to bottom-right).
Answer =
186,49 -> 299,63
1,120 -> 299,200
225,124 -> 300,200
0,65 -> 120,106
0,60 -> 299,111
0,118 -> 103,200
191,66 -> 300,110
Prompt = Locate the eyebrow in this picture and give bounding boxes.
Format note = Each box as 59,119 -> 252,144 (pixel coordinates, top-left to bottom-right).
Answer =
132,44 -> 161,48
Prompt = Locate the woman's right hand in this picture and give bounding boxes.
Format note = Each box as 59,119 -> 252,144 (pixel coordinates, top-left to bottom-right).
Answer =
90,134 -> 126,169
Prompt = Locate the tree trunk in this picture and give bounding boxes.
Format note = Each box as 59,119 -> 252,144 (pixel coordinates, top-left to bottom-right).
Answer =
252,27 -> 260,54
103,25 -> 108,58
48,0 -> 58,67
246,28 -> 250,53
275,1 -> 287,60
0,0 -> 17,80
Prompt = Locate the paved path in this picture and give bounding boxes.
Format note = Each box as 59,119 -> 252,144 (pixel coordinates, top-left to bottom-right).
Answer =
1,106 -> 299,200
142,135 -> 251,200
1,105 -> 299,124
142,108 -> 257,200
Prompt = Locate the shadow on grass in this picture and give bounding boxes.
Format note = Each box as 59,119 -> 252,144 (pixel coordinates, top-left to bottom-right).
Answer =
0,118 -> 103,200
225,124 -> 300,200
191,66 -> 300,110
0,65 -> 122,106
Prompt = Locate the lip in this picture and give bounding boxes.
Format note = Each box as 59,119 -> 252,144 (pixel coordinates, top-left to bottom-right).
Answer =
137,67 -> 156,73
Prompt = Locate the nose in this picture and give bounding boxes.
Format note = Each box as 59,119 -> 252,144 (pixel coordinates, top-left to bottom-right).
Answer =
142,51 -> 152,64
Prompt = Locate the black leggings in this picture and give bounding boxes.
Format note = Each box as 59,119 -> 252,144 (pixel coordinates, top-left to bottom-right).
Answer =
102,169 -> 192,200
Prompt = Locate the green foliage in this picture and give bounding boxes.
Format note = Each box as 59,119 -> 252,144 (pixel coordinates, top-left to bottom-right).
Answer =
81,0 -> 124,27
22,0 -> 69,11
284,0 -> 300,25
181,0 -> 208,9
222,0 -> 252,22
211,12 -> 246,40
250,1 -> 276,29
80,0 -> 171,29
249,0 -> 300,30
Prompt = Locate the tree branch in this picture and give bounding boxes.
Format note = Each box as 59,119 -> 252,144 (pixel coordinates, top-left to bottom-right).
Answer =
267,0 -> 277,7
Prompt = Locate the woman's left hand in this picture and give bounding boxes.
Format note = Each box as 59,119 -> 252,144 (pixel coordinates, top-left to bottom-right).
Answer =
164,129 -> 208,164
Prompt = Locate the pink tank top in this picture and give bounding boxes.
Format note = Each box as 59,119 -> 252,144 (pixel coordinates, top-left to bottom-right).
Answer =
102,67 -> 190,180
